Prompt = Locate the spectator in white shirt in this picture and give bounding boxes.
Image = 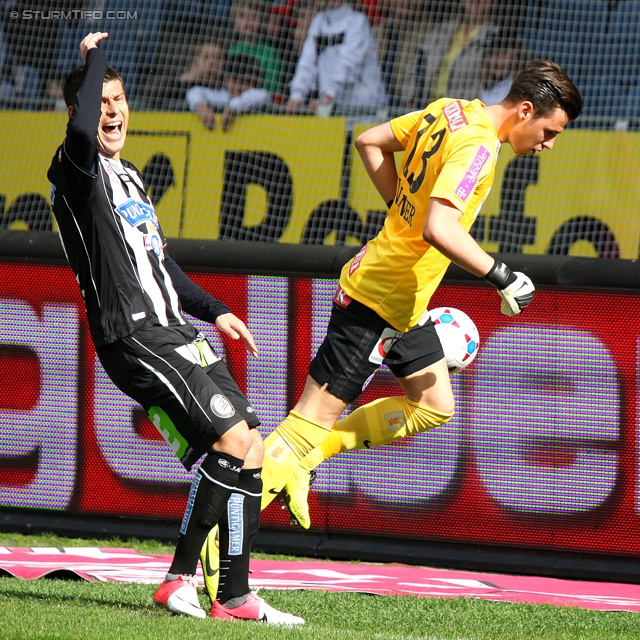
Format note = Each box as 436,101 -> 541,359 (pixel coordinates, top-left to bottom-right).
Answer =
286,0 -> 387,116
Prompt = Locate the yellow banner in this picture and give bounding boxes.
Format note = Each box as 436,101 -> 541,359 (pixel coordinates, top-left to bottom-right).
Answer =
3,112 -> 640,257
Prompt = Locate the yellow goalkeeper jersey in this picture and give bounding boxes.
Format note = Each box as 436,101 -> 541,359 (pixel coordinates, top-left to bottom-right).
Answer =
340,98 -> 500,332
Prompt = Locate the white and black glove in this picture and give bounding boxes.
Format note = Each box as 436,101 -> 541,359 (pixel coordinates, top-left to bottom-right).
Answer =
484,260 -> 535,316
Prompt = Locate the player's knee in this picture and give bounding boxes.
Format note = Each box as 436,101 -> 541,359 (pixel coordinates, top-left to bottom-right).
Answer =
214,420 -> 253,459
403,397 -> 454,435
251,427 -> 265,456
435,396 -> 455,418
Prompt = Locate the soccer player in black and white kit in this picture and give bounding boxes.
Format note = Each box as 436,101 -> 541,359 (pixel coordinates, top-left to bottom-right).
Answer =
47,32 -> 303,626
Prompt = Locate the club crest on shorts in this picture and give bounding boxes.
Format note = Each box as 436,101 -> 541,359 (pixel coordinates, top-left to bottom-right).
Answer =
210,394 -> 235,418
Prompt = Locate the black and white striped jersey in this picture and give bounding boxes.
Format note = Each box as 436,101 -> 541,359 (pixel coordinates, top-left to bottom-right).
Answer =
48,47 -> 229,348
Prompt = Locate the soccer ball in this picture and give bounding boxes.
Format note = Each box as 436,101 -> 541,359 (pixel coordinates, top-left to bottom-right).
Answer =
429,307 -> 480,374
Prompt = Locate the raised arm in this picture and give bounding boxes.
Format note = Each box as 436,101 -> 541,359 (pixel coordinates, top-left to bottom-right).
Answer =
64,32 -> 109,174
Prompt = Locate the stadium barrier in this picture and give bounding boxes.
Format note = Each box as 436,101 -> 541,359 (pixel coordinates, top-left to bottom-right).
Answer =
2,230 -> 640,582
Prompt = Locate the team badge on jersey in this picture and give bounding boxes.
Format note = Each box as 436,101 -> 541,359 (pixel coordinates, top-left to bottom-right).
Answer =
143,222 -> 164,259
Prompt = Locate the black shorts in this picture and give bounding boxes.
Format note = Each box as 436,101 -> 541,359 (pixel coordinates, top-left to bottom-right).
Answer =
309,297 -> 444,404
97,322 -> 260,470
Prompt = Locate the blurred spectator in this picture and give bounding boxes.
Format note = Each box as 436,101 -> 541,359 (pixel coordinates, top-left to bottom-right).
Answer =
136,3 -> 228,109
477,34 -> 529,105
181,39 -> 227,93
286,0 -> 387,116
229,0 -> 283,94
265,0 -> 296,52
186,52 -> 272,131
404,0 -> 498,108
373,0 -> 436,109
266,0 -> 323,101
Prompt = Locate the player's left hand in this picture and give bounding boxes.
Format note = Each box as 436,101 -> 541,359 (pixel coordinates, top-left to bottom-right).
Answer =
484,260 -> 535,316
498,272 -> 535,316
215,312 -> 259,358
79,32 -> 108,62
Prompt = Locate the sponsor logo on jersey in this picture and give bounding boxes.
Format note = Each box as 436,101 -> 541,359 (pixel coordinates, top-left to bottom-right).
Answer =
333,286 -> 352,308
316,31 -> 345,56
369,327 -> 402,365
348,244 -> 368,276
399,195 -> 416,226
443,101 -> 468,131
116,198 -> 158,227
210,394 -> 235,419
385,410 -> 406,433
455,145 -> 491,201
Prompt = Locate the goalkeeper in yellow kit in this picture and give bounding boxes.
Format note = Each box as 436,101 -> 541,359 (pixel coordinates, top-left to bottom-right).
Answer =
200,60 -> 582,594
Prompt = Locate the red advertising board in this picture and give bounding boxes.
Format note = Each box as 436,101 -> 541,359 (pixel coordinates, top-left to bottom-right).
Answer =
1,261 -> 639,559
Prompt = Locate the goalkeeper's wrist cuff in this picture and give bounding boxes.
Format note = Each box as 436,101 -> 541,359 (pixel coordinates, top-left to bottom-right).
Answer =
386,199 -> 393,209
484,260 -> 516,290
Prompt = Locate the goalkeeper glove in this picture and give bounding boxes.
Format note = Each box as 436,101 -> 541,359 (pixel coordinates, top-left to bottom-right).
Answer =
484,260 -> 535,316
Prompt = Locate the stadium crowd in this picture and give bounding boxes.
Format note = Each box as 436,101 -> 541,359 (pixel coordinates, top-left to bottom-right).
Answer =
0,0 -> 638,124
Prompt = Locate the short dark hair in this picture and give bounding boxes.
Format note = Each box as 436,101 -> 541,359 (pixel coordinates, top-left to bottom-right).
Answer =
63,65 -> 125,107
505,59 -> 583,122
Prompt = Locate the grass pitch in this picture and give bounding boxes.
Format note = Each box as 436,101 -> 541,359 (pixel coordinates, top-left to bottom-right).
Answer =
0,532 -> 639,639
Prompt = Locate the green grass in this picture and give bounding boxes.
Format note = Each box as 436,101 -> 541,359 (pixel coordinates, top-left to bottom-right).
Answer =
1,532 -> 639,639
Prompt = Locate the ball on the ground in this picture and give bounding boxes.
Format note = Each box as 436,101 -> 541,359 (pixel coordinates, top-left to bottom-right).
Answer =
429,307 -> 480,373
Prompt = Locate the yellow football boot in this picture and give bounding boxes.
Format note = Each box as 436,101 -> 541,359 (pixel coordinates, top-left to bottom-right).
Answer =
282,468 -> 315,529
199,525 -> 219,603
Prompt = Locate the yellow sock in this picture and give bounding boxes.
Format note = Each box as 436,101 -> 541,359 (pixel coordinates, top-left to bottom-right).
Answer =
299,443 -> 331,472
260,410 -> 332,510
291,397 -> 453,477
298,396 -> 454,475
334,396 -> 452,449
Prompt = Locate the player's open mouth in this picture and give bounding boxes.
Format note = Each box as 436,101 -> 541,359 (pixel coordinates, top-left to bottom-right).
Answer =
102,121 -> 123,138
